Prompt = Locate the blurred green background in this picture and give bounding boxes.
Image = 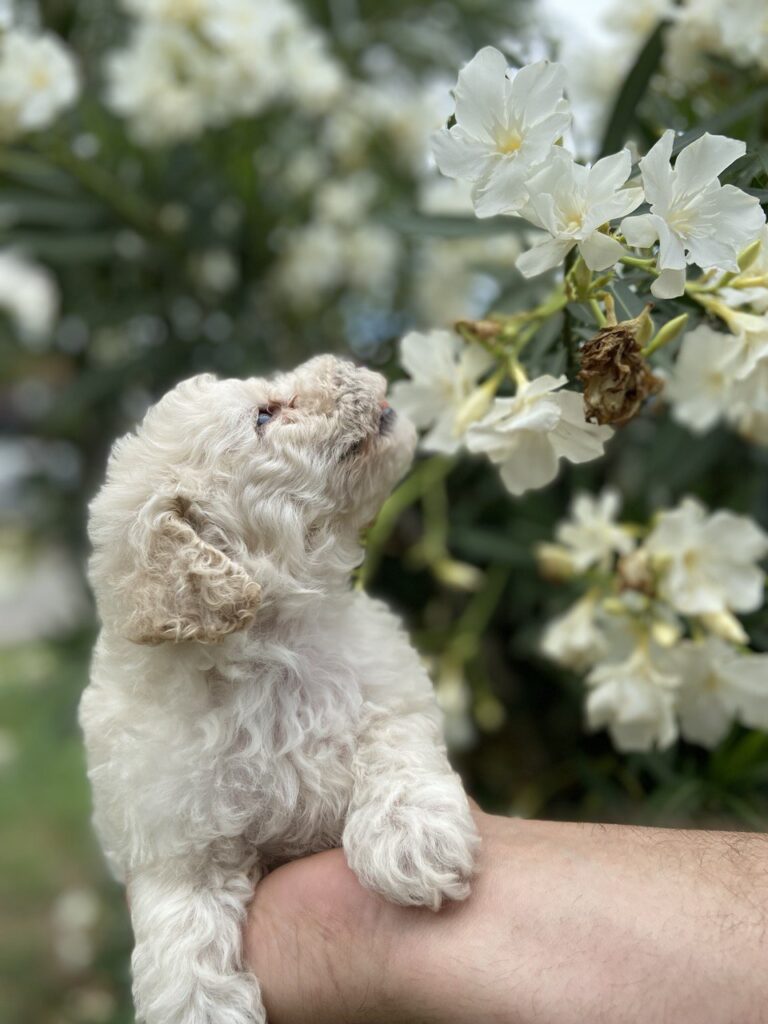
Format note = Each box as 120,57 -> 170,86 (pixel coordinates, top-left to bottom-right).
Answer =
2,2 -> 768,1022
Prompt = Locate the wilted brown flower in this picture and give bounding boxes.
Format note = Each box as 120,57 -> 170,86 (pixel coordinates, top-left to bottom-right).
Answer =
454,317 -> 502,341
578,324 -> 662,426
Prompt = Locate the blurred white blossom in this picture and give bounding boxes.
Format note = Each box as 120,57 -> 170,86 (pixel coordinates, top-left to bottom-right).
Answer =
666,0 -> 768,80
718,225 -> 768,314
646,497 -> 768,615
667,314 -> 768,445
517,148 -> 642,276
541,593 -> 609,671
621,131 -> 765,298
107,0 -> 342,143
51,887 -> 100,973
466,375 -> 613,496
666,323 -> 739,432
671,637 -> 768,747
586,646 -> 679,752
0,250 -> 58,344
541,492 -> 768,753
432,47 -> 571,217
555,488 -> 635,571
390,330 -> 494,454
0,27 -> 78,139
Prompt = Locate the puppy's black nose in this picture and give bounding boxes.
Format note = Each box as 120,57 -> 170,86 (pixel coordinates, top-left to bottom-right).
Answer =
379,405 -> 396,435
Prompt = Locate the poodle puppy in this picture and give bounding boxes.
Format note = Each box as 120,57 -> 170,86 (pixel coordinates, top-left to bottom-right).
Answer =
80,355 -> 479,1024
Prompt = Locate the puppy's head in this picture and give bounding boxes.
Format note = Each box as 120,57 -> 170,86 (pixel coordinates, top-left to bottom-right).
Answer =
89,355 -> 416,644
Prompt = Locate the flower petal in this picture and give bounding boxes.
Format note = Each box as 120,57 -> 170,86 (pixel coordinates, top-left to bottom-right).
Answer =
651,267 -> 686,298
674,133 -> 746,197
638,129 -> 675,207
499,433 -> 559,495
621,212 -> 660,249
453,46 -> 509,142
586,149 -> 632,198
472,155 -> 532,217
579,231 -> 625,271
516,235 -> 574,277
508,60 -> 569,127
432,125 -> 492,181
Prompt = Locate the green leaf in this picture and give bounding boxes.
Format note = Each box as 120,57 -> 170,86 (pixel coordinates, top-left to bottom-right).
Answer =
599,21 -> 668,159
671,87 -> 768,155
382,212 -> 527,238
608,280 -> 646,320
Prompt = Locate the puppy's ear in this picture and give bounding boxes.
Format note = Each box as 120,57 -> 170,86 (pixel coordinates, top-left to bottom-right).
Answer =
118,495 -> 261,645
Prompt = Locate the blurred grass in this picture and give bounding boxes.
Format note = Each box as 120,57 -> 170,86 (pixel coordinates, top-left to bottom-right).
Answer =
0,635 -> 133,1024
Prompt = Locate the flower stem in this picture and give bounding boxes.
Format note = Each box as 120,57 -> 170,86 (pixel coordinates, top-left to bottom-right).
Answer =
589,298 -> 607,328
358,456 -> 456,587
620,255 -> 657,271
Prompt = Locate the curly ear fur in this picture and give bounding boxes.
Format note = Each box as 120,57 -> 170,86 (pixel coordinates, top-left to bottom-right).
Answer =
119,497 -> 261,645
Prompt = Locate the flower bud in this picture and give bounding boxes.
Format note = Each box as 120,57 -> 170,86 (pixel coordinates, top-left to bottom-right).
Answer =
454,318 -> 501,340
535,542 -> 577,581
699,610 -> 748,645
454,379 -> 497,434
738,238 -> 763,273
433,558 -> 484,591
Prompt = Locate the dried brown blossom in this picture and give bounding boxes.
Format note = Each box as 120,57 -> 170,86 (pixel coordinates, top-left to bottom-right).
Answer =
578,325 -> 662,426
454,317 -> 502,341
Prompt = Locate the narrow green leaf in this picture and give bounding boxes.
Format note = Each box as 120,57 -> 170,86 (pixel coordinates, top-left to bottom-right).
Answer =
383,212 -> 527,238
671,87 -> 768,155
599,21 -> 668,159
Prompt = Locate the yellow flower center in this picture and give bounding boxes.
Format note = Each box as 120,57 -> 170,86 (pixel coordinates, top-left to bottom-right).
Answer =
31,67 -> 50,90
496,129 -> 522,155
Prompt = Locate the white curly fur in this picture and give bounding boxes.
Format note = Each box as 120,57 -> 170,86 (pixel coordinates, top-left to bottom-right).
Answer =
80,355 -> 479,1024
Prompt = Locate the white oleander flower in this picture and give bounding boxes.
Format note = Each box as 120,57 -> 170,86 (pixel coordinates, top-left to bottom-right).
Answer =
390,330 -> 495,454
714,308 -> 768,381
276,217 -> 399,307
718,225 -> 768,314
669,637 -> 768,748
432,47 -> 571,218
280,29 -> 343,113
666,323 -> 739,433
645,497 -> 768,615
517,148 -> 643,277
0,250 -> 58,344
277,221 -> 346,302
732,360 -> 768,445
465,375 -> 613,496
555,488 -> 635,571
343,225 -> 400,294
620,131 -> 765,299
667,0 -> 768,75
0,29 -> 79,139
541,594 -> 608,671
105,23 -> 214,144
586,645 -> 679,752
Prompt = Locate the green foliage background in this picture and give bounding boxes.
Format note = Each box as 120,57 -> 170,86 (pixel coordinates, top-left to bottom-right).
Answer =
1,3 -> 768,1022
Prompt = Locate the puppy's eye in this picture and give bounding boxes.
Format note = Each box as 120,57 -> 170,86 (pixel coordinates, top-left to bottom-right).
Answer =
255,407 -> 274,428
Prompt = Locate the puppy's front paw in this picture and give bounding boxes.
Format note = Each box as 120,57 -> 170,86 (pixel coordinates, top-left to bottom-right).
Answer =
343,776 -> 479,911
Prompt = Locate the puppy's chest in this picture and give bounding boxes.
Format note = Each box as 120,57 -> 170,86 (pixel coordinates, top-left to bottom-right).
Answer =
207,639 -> 364,787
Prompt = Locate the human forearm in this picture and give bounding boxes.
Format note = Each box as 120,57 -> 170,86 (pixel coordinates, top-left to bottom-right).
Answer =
246,811 -> 768,1024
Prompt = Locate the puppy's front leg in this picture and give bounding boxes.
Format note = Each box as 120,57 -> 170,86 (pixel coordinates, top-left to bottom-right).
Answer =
129,848 -> 265,1024
343,701 -> 479,911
